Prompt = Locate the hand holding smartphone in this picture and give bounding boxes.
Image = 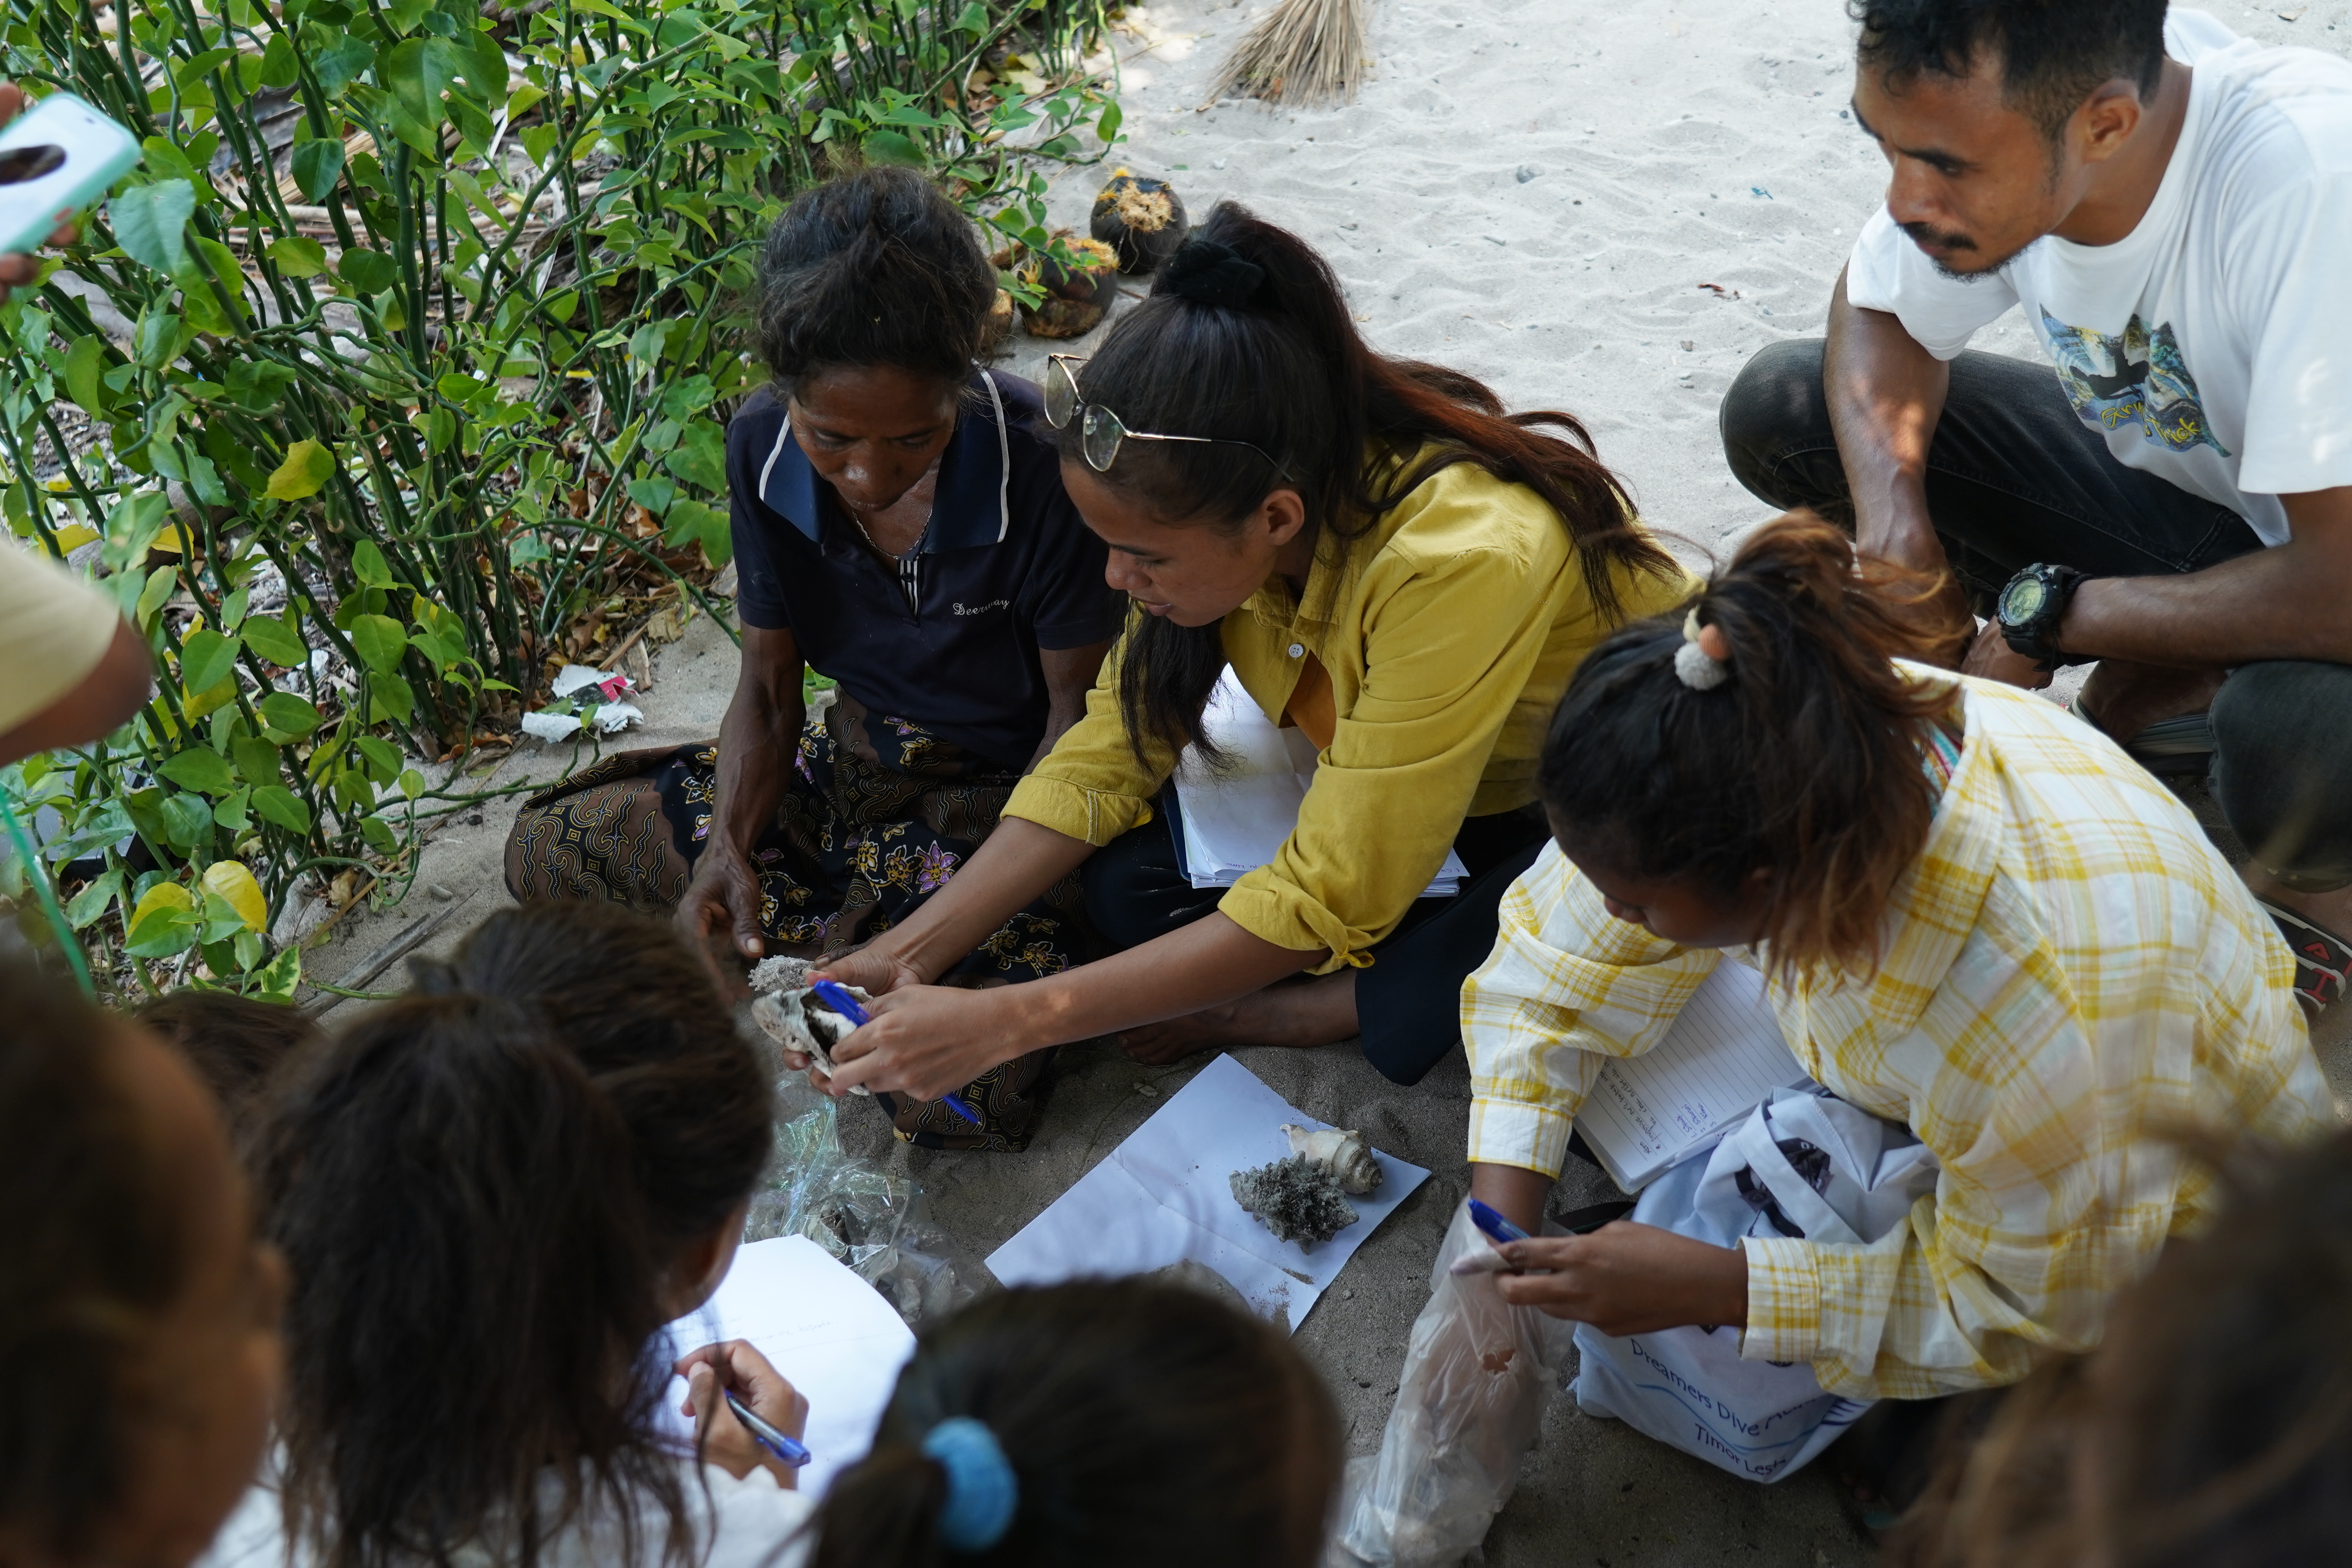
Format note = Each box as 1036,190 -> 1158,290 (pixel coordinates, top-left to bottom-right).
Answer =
0,84 -> 140,301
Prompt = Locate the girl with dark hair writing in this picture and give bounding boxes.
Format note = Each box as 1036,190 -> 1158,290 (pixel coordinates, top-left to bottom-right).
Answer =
1458,514 -> 2329,1472
810,201 -> 1688,1096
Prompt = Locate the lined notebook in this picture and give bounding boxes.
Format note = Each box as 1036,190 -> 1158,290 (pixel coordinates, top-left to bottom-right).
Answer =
1173,668 -> 1467,895
1575,959 -> 1812,1192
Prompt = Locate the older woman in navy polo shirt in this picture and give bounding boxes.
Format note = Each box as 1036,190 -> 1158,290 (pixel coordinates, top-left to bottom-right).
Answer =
506,169 -> 1122,1149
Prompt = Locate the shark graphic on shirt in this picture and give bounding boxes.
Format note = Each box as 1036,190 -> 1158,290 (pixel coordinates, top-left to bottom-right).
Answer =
2040,310 -> 2229,457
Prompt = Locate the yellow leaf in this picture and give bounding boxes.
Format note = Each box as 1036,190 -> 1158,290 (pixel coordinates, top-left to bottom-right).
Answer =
129,882 -> 195,929
266,439 -> 337,502
182,674 -> 240,722
146,522 -> 191,558
44,523 -> 100,555
201,860 -> 268,933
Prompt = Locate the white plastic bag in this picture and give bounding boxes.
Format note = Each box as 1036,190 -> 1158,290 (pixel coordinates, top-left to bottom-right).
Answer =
1572,1087 -> 1938,1482
1330,1201 -> 1578,1567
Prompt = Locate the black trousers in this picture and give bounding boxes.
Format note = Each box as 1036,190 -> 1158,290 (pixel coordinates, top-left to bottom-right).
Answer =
1721,339 -> 2352,893
1083,803 -> 1550,1085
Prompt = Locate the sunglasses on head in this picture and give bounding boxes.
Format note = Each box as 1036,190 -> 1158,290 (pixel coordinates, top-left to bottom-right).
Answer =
1042,354 -> 1293,479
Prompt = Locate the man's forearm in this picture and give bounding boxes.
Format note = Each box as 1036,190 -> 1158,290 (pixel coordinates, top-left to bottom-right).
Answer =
2064,548 -> 2352,666
1825,270 -> 1951,567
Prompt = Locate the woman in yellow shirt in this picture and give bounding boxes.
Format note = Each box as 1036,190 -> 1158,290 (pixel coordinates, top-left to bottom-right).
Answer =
811,204 -> 1687,1099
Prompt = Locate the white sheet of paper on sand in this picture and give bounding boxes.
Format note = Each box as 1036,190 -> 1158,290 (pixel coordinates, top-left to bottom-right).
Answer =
1574,960 -> 1813,1192
657,1236 -> 916,1498
986,1054 -> 1431,1331
1174,668 -> 1467,897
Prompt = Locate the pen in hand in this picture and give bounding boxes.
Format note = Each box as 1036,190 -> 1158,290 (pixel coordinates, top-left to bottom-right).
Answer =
811,977 -> 985,1128
724,1390 -> 812,1468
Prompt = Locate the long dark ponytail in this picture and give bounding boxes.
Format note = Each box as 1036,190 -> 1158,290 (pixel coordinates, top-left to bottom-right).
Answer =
1538,512 -> 1971,979
1055,200 -> 1678,763
258,904 -> 774,1568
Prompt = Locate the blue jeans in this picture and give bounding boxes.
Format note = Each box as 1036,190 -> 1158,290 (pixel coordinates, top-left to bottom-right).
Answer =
1721,338 -> 2352,893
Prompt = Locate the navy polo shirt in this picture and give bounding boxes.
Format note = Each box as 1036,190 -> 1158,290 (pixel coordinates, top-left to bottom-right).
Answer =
727,371 -> 1126,771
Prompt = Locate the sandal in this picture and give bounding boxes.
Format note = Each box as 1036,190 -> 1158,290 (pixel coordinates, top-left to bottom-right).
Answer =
2065,698 -> 2215,777
2260,900 -> 2351,1014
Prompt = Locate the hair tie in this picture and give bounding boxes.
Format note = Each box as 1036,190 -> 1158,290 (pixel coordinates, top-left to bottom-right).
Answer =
923,1417 -> 1017,1553
1159,236 -> 1267,309
1674,608 -> 1730,691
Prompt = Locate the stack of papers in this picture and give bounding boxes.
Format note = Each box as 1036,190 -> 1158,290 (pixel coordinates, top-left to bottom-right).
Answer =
1174,668 -> 1468,896
988,1054 -> 1431,1330
1574,960 -> 1813,1192
658,1236 -> 917,1497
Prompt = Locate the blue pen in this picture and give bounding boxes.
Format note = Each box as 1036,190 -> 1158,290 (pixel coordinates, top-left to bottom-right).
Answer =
724,1390 -> 811,1467
1466,1198 -> 1532,1245
811,979 -> 985,1128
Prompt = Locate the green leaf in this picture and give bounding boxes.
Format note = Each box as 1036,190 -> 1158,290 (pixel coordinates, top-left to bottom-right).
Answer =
266,439 -> 336,501
158,789 -> 216,851
177,627 -> 241,693
863,129 -> 925,168
241,611 -> 309,667
627,320 -> 673,371
289,136 -> 347,200
62,334 -> 112,419
252,940 -> 302,1002
663,418 -> 727,491
351,539 -> 394,588
383,0 -> 432,31
268,235 -> 327,277
349,613 -> 408,673
232,735 -> 282,787
398,768 -> 425,801
157,745 -> 240,797
367,670 -> 416,723
125,901 -> 200,958
109,180 -> 197,274
382,36 -> 470,129
214,786 -> 252,832
352,734 -> 402,784
258,691 -> 322,736
625,475 -> 676,515
260,31 -> 300,89
662,499 -> 731,568
311,37 -> 375,97
338,246 -> 397,294
136,564 -> 177,630
65,869 -> 124,929
250,784 -> 312,834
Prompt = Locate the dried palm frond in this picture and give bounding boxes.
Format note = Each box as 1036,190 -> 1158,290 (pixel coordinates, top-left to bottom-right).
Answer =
1203,0 -> 1368,106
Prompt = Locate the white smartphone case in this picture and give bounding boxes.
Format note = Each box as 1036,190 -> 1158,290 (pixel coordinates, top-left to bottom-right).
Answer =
0,92 -> 141,258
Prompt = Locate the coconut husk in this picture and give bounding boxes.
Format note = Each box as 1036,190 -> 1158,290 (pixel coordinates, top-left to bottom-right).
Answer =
1205,0 -> 1368,106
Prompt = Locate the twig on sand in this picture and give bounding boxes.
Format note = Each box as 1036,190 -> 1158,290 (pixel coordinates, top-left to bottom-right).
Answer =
1203,0 -> 1368,107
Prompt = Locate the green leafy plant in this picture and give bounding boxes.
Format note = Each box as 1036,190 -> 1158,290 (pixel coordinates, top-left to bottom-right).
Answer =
0,0 -> 1119,998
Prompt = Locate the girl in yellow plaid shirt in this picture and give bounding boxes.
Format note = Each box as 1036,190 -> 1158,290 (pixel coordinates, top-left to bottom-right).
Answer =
1461,515 -> 2330,1470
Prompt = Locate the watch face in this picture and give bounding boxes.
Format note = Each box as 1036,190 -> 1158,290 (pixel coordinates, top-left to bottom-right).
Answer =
2001,577 -> 2049,624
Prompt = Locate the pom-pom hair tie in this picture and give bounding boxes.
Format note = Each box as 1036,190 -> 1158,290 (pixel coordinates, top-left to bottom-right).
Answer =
923,1416 -> 1018,1553
1674,608 -> 1731,691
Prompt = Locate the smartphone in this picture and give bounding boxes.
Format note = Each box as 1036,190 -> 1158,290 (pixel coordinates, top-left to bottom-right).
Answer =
0,92 -> 140,258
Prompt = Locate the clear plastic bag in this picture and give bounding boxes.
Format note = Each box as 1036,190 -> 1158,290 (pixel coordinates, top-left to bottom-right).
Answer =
743,1074 -> 978,1328
1329,1201 -> 1579,1568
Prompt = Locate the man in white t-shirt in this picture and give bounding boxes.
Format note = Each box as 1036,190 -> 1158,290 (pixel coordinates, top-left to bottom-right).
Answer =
1720,0 -> 2352,1011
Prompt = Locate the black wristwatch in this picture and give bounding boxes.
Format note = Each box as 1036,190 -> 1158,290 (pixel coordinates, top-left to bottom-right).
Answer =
1995,563 -> 2089,668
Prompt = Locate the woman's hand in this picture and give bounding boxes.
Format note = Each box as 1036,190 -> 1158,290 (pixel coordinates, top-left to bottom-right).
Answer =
821,982 -> 1028,1101
1489,1223 -> 1749,1336
677,842 -> 766,963
813,944 -> 926,998
676,1339 -> 809,1489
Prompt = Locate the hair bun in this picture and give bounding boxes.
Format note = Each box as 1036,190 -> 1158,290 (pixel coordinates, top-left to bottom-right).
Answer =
1158,236 -> 1267,309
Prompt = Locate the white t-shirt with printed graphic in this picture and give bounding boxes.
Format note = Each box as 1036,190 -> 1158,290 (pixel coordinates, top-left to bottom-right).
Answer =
1844,8 -> 2352,547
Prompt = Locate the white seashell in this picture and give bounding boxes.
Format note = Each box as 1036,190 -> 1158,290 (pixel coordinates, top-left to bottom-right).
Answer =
1281,1123 -> 1383,1195
748,984 -> 875,1096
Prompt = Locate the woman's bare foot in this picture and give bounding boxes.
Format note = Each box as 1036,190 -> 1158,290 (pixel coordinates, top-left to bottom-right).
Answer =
1116,973 -> 1359,1065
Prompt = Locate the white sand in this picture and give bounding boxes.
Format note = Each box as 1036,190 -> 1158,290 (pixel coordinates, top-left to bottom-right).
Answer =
316,4 -> 2352,1562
